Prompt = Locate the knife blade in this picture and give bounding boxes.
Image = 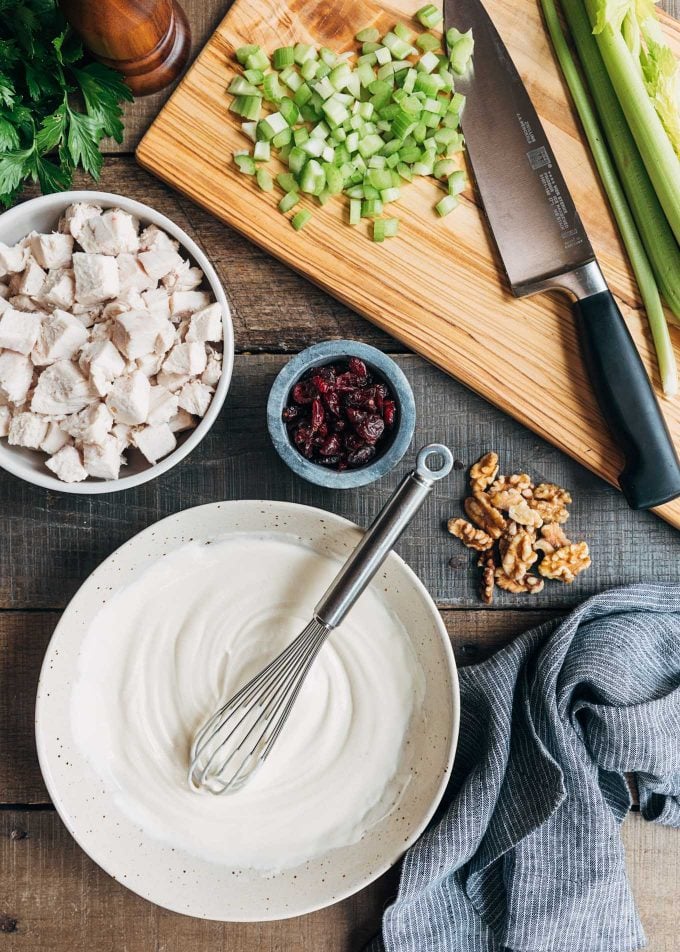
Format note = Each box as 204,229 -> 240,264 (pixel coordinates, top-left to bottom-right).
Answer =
444,0 -> 680,510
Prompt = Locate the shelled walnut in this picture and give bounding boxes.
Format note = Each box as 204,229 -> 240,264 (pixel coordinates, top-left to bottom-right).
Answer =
447,453 -> 591,602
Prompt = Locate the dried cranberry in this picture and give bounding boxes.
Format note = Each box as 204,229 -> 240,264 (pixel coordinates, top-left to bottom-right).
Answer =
323,390 -> 342,417
355,413 -> 385,445
332,418 -> 346,432
383,400 -> 396,427
292,381 -> 317,405
344,432 -> 365,452
335,372 -> 365,392
347,444 -> 376,467
317,454 -> 343,466
319,434 -> 341,456
282,405 -> 301,423
348,357 -> 368,380
293,424 -> 315,458
346,387 -> 377,411
345,406 -> 367,426
313,364 -> 336,383
311,398 -> 325,431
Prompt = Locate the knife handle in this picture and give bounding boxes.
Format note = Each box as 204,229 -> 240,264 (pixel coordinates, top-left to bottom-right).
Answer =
573,290 -> 680,509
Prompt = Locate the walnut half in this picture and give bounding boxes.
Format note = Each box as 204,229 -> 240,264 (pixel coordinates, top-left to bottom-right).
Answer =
495,568 -> 544,594
538,541 -> 591,583
469,452 -> 499,493
464,491 -> 507,540
447,518 -> 494,551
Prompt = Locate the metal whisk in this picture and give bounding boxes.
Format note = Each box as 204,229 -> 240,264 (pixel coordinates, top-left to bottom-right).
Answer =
188,443 -> 454,795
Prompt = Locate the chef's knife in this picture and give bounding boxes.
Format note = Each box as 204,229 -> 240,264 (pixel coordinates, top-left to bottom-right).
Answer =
444,0 -> 680,510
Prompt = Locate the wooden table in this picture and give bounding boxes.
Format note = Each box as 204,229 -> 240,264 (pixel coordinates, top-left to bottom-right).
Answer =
2,1 -> 679,948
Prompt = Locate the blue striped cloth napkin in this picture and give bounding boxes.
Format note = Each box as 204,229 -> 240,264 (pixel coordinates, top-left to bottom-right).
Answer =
369,584 -> 680,952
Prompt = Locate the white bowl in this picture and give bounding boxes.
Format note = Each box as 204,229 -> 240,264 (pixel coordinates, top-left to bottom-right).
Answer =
36,500 -> 459,920
0,191 -> 234,494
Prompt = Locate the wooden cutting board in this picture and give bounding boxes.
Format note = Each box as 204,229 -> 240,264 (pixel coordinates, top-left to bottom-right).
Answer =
137,0 -> 680,528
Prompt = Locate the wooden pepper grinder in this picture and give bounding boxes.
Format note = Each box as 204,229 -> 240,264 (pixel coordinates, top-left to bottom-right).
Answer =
59,0 -> 192,96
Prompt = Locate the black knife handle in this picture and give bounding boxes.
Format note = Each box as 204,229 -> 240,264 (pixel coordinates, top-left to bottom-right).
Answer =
573,290 -> 680,509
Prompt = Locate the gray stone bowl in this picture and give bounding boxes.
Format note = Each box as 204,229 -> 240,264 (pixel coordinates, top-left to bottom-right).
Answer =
267,340 -> 416,489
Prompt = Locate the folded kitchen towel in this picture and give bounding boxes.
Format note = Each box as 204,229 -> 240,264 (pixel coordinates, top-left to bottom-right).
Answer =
369,584 -> 680,952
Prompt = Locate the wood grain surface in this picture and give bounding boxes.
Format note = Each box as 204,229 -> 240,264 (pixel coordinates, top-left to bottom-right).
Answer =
135,0 -> 680,527
2,1 -> 679,949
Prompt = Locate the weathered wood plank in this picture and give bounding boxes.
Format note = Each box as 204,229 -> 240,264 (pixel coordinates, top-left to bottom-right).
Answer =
20,159 -> 395,355
0,354 -> 676,612
0,609 -> 556,804
0,810 -> 675,951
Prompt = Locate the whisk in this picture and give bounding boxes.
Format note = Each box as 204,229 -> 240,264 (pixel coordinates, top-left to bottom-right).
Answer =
188,443 -> 454,795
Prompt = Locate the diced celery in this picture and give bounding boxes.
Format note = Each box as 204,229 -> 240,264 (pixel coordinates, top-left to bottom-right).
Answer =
381,186 -> 400,203
262,72 -> 284,103
253,140 -> 271,161
356,27 -> 380,43
288,146 -> 307,174
418,50 -> 440,73
433,158 -> 456,178
302,138 -> 325,157
362,199 -> 384,218
245,49 -> 270,71
329,63 -> 352,90
294,43 -> 317,65
236,45 -> 259,65
373,217 -> 399,240
447,28 -> 474,74
375,46 -> 392,66
234,152 -> 256,174
293,126 -> 309,146
382,32 -> 415,59
280,65 -> 303,90
357,133 -> 384,158
273,46 -> 295,69
435,194 -> 459,216
416,32 -> 440,52
229,76 -> 262,96
257,111 -> 288,140
349,198 -> 361,224
396,162 -> 413,181
320,46 -> 338,67
279,191 -> 300,212
241,121 -> 258,141
447,169 -> 467,194
394,22 -> 415,43
293,83 -> 313,106
300,59 -> 318,81
272,127 -> 292,148
256,169 -> 274,191
416,4 -> 443,28
300,158 -> 325,193
291,209 -> 312,230
277,172 -> 297,192
230,95 -> 262,120
279,98 -> 300,125
367,168 -> 393,189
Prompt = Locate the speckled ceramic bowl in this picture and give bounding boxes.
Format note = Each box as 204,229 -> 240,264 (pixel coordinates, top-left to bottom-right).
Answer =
267,340 -> 416,489
35,500 -> 459,921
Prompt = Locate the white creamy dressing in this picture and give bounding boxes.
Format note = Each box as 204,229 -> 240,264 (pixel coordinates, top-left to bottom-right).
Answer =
71,533 -> 425,871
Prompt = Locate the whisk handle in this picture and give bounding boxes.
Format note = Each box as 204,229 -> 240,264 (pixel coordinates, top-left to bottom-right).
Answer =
314,444 -> 454,629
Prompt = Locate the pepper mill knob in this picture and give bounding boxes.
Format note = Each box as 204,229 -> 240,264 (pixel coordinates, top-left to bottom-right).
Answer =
59,0 -> 192,96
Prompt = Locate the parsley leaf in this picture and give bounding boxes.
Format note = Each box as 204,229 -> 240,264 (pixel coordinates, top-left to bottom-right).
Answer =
0,0 -> 132,206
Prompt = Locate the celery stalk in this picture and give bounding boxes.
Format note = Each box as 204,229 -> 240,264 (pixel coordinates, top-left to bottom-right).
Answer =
561,0 -> 680,322
540,0 -> 677,395
584,0 -> 680,244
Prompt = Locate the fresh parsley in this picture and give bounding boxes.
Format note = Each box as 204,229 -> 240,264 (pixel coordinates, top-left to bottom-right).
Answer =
0,0 -> 133,207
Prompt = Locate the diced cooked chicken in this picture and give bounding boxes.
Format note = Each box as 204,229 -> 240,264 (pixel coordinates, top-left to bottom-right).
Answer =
40,421 -> 71,455
3,208 -> 222,481
39,268 -> 76,310
139,224 -> 179,253
13,257 -> 46,297
79,340 -> 126,396
178,380 -> 213,417
202,349 -> 222,388
117,253 -> 156,294
32,310 -> 89,365
31,360 -> 98,416
133,423 -> 176,464
83,435 -> 124,479
0,405 -> 10,437
0,308 -> 42,355
162,260 -> 203,292
0,351 -> 33,404
142,287 -> 171,319
45,444 -> 88,482
8,411 -> 49,449
169,290 -> 212,316
59,203 -> 102,241
29,233 -> 74,270
147,385 -> 179,426
0,242 -> 29,275
138,249 -> 184,281
62,402 -> 113,445
73,253 -> 120,305
186,302 -> 223,343
111,310 -> 172,360
136,353 -> 164,377
162,342 -> 207,376
78,209 -> 140,256
105,371 -> 150,425
156,370 -> 191,392
168,408 -> 196,433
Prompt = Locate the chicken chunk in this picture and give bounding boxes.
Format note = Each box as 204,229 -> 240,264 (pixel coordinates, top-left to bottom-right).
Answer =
138,249 -> 184,281
169,290 -> 212,316
39,268 -> 76,310
31,360 -> 98,416
40,422 -> 71,455
0,242 -> 29,275
0,308 -> 42,355
133,423 -> 177,464
162,260 -> 204,292
79,340 -> 126,397
168,408 -> 196,433
138,224 -> 179,254
117,253 -> 156,294
0,405 -> 10,437
105,371 -> 150,425
162,342 -> 207,376
45,444 -> 88,483
32,309 -> 89,365
142,287 -> 171,320
62,403 -> 113,445
13,257 -> 46,298
83,435 -> 124,479
8,411 -> 49,449
112,311 -> 172,360
201,349 -> 222,388
78,209 -> 140,256
147,385 -> 179,426
0,351 -> 33,404
186,302 -> 223,343
29,233 -> 74,270
178,380 -> 213,417
73,253 -> 120,304
59,203 -> 102,242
